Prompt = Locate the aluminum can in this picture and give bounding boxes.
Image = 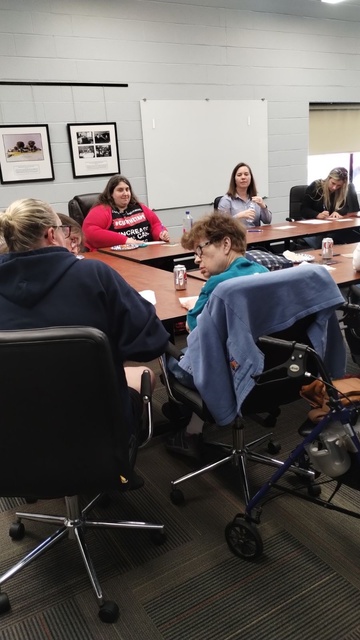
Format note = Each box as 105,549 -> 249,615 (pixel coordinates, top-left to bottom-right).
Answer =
322,237 -> 334,261
174,264 -> 187,290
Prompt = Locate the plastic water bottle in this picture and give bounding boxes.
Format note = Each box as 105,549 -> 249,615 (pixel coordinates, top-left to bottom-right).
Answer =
182,210 -> 193,234
246,201 -> 256,224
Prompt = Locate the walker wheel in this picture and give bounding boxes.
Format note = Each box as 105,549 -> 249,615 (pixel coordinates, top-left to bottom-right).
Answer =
225,516 -> 263,560
307,483 -> 321,497
268,440 -> 281,455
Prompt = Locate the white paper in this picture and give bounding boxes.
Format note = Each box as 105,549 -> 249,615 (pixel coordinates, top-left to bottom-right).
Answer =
179,296 -> 199,310
139,240 -> 165,245
139,290 -> 156,304
274,225 -> 297,229
296,219 -> 331,225
296,218 -> 355,224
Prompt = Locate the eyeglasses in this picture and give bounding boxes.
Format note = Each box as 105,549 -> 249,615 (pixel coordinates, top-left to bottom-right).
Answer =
194,241 -> 211,258
55,225 -> 71,239
332,168 -> 348,180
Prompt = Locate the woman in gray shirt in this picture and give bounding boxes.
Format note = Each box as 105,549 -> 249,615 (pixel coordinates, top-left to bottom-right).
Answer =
217,162 -> 272,227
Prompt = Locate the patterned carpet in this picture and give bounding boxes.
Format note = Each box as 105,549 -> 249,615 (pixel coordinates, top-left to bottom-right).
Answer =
1,345 -> 360,639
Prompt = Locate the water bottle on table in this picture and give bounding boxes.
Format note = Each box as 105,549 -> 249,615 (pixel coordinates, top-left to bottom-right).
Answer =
246,201 -> 256,225
182,210 -> 193,234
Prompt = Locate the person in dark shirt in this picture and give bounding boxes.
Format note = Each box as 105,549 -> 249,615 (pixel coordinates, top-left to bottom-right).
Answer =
300,167 -> 359,248
0,198 -> 169,438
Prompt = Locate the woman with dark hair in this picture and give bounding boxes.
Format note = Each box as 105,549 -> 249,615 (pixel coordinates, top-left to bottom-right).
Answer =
83,174 -> 170,250
217,162 -> 272,227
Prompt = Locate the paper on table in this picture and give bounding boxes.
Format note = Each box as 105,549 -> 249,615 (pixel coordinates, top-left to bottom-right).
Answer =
296,219 -> 331,225
139,240 -> 166,245
296,218 -> 355,224
139,290 -> 156,304
341,253 -> 354,258
179,296 -> 199,310
274,225 -> 297,229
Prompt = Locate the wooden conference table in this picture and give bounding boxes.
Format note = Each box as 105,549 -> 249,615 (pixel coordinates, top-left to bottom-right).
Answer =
245,216 -> 360,247
98,242 -> 194,271
186,243 -> 360,288
98,216 -> 360,267
83,252 -> 202,333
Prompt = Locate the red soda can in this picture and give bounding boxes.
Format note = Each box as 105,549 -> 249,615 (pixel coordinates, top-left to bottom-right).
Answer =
174,264 -> 187,290
322,237 -> 334,262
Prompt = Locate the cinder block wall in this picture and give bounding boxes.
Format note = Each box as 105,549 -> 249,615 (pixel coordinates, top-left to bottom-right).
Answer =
1,0 -> 360,235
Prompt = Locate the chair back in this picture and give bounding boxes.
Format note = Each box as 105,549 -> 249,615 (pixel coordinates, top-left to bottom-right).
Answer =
347,182 -> 360,213
289,185 -> 307,220
180,265 -> 346,426
68,193 -> 100,225
0,326 -> 131,498
213,196 -> 223,210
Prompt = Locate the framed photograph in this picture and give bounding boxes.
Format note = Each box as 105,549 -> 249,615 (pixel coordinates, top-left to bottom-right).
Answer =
0,124 -> 54,184
67,122 -> 120,178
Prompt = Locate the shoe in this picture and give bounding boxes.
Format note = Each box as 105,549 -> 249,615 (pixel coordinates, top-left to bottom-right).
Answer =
128,470 -> 145,490
162,401 -> 193,428
165,428 -> 200,458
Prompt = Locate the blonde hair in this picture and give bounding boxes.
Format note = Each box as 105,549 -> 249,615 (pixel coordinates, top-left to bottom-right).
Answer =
313,167 -> 348,212
0,199 -> 58,252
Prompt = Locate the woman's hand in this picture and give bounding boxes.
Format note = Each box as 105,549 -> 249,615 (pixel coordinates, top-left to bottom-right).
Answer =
252,196 -> 267,209
159,229 -> 170,242
236,209 -> 255,221
329,211 -> 341,219
125,238 -> 144,245
179,296 -> 198,311
316,211 -> 330,220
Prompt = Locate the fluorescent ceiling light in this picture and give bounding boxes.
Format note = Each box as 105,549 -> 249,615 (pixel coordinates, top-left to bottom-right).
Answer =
321,0 -> 347,4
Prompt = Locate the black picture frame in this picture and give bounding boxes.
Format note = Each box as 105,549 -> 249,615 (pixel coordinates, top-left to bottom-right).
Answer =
67,122 -> 120,178
0,124 -> 54,184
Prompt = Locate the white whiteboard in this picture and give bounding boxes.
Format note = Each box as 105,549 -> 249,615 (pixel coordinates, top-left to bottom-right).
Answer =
140,100 -> 268,210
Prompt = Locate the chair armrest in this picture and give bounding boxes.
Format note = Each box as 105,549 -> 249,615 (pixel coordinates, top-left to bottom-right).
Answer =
139,369 -> 153,448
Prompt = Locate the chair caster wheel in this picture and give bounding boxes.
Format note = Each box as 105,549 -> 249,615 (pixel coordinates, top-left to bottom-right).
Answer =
150,530 -> 167,545
308,484 -> 321,497
225,516 -> 263,560
98,600 -> 119,623
268,440 -> 281,455
0,592 -> 11,614
9,522 -> 25,540
170,488 -> 185,505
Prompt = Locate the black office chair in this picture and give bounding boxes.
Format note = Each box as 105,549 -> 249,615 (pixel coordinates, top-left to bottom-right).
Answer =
0,326 -> 165,623
68,193 -> 100,226
288,184 -> 308,221
213,195 -> 223,210
347,182 -> 360,213
159,266 -> 346,555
